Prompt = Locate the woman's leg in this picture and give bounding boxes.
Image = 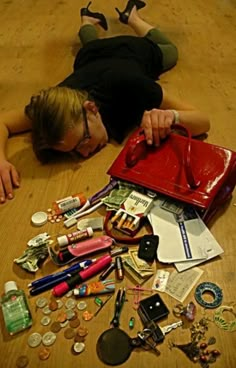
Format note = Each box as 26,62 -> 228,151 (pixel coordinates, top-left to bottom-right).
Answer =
78,17 -> 99,46
127,7 -> 178,71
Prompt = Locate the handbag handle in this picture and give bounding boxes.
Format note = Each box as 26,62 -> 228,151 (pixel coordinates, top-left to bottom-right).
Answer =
125,124 -> 200,189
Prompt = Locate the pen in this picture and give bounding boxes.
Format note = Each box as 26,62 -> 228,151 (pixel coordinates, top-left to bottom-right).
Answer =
110,246 -> 128,257
52,254 -> 112,297
28,259 -> 94,288
29,269 -> 83,296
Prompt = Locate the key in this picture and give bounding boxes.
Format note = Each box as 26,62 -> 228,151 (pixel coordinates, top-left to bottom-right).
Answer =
137,329 -> 160,355
160,320 -> 183,335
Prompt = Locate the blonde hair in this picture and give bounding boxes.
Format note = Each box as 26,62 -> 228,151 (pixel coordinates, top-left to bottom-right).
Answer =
25,86 -> 89,162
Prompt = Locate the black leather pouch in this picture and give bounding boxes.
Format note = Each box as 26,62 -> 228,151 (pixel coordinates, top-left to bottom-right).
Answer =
138,235 -> 159,262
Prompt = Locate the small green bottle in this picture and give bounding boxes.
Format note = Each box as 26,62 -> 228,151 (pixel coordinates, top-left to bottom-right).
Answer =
0,281 -> 32,335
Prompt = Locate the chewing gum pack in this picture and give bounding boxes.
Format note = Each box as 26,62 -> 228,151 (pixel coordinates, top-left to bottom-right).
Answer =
111,190 -> 154,236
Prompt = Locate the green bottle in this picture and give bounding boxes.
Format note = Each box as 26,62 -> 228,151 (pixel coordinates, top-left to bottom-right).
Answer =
0,281 -> 32,335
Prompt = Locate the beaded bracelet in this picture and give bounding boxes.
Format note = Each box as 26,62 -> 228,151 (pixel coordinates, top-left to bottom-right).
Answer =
213,305 -> 236,331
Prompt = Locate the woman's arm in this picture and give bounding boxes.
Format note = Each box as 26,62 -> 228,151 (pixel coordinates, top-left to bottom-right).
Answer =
141,87 -> 210,146
0,109 -> 32,203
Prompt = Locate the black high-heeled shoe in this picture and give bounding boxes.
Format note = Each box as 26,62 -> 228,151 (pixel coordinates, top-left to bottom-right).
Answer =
80,1 -> 108,31
115,0 -> 146,24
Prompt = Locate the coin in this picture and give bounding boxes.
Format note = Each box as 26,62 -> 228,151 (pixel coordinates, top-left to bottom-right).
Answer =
82,310 -> 93,321
40,316 -> 51,326
69,318 -> 80,329
66,290 -> 73,298
36,297 -> 48,308
56,300 -> 63,309
38,347 -> 51,360
42,306 -> 52,315
49,299 -> 58,311
16,355 -> 29,368
70,310 -> 78,320
66,309 -> 76,320
64,328 -> 76,340
65,298 -> 76,309
77,301 -> 87,310
50,321 -> 61,333
74,334 -> 85,343
42,331 -> 57,346
73,342 -> 85,354
56,311 -> 67,323
28,332 -> 42,348
60,320 -> 69,328
77,326 -> 88,337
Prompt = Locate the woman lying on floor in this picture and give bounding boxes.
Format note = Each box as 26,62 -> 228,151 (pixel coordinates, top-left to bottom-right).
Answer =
0,0 -> 210,203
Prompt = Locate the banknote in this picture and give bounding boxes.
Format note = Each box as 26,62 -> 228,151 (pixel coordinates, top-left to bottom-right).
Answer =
129,250 -> 154,272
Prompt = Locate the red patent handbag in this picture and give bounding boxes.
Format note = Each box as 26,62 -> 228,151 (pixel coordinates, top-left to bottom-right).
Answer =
107,125 -> 236,223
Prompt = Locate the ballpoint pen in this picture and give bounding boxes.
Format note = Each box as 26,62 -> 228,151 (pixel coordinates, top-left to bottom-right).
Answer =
29,269 -> 83,296
52,254 -> 112,297
28,259 -> 94,289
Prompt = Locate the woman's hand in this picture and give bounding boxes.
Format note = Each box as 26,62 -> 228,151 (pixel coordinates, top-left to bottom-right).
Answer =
0,159 -> 20,203
140,108 -> 174,146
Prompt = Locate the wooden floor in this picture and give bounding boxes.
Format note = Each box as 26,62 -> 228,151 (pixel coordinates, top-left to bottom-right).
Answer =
0,0 -> 236,367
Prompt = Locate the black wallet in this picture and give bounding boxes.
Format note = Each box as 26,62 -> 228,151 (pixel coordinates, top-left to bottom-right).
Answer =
138,235 -> 159,262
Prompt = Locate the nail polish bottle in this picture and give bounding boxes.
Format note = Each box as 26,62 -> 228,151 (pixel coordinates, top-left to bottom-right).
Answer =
0,281 -> 32,335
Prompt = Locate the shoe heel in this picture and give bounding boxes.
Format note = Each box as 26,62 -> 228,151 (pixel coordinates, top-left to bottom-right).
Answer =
86,1 -> 92,10
80,2 -> 108,30
115,0 -> 146,25
115,7 -> 122,16
115,6 -> 129,24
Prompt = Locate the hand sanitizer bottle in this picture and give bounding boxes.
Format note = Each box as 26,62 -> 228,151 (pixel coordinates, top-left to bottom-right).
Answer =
0,281 -> 32,335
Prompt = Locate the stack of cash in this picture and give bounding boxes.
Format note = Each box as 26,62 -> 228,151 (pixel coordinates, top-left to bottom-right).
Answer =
122,249 -> 154,285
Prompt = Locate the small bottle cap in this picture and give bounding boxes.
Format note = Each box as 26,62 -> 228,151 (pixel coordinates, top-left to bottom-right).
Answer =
57,235 -> 68,247
4,281 -> 18,294
87,227 -> 94,236
31,211 -> 48,226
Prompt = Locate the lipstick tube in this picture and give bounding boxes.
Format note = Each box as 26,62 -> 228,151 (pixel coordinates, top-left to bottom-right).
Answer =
115,256 -> 124,281
52,254 -> 112,297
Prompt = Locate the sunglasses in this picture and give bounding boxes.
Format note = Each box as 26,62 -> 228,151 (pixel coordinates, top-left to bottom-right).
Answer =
75,107 -> 91,150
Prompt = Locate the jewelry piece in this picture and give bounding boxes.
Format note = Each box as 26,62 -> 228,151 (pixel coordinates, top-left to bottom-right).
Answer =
190,318 -> 209,342
214,305 -> 236,331
169,317 -> 220,364
194,282 -> 223,308
173,302 -> 196,322
173,303 -> 184,316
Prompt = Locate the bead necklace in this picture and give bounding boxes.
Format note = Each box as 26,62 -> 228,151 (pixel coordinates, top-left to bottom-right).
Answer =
214,305 -> 236,332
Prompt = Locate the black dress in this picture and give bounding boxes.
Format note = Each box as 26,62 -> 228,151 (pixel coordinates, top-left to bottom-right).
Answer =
59,35 -> 163,142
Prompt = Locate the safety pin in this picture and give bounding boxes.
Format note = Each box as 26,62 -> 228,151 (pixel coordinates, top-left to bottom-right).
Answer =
127,285 -> 153,310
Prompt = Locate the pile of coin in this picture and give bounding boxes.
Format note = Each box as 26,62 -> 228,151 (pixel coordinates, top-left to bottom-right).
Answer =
17,295 -> 90,366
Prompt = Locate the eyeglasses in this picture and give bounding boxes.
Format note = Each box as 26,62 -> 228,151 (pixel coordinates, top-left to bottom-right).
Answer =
75,107 -> 91,150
